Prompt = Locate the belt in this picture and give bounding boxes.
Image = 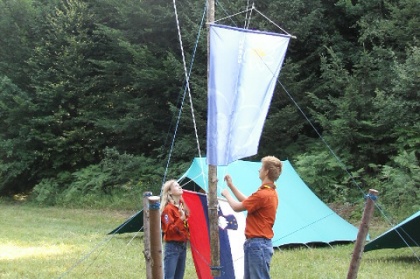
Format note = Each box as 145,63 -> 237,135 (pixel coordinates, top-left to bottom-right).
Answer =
246,237 -> 271,241
246,237 -> 270,241
167,240 -> 187,245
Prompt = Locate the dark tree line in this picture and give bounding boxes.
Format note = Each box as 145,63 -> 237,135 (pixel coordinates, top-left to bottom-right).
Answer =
0,0 -> 418,213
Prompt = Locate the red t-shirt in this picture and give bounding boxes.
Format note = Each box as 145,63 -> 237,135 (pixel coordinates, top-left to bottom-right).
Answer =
242,184 -> 278,239
161,202 -> 190,242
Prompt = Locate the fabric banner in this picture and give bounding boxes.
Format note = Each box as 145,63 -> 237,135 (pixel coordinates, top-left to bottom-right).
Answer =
207,24 -> 290,166
182,190 -> 246,279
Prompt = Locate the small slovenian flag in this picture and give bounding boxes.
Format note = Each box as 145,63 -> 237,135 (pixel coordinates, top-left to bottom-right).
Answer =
183,190 -> 245,279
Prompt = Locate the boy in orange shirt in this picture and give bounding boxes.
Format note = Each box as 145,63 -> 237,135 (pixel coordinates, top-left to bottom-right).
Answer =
222,156 -> 282,279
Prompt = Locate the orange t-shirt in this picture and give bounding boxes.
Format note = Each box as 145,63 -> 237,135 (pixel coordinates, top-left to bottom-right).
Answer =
161,202 -> 190,242
242,184 -> 278,239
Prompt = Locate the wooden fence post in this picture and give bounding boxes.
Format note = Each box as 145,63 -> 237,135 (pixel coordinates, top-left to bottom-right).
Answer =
142,191 -> 153,279
148,196 -> 163,279
347,189 -> 378,279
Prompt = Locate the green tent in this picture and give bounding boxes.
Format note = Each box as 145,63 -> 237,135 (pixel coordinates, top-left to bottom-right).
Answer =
110,157 -> 361,247
109,211 -> 144,235
179,157 -> 360,247
364,211 -> 420,252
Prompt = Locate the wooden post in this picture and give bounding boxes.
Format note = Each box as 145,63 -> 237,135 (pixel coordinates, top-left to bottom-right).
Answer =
208,165 -> 220,277
207,0 -> 221,277
142,191 -> 153,279
148,196 -> 163,279
347,189 -> 378,279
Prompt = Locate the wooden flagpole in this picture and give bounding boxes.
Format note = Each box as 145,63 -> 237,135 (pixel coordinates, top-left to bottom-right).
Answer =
207,0 -> 221,277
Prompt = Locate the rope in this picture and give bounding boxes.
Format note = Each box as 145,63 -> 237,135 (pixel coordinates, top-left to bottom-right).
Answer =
56,233 -> 118,278
277,80 -> 420,259
244,0 -> 254,29
253,7 -> 295,38
55,211 -> 146,278
172,0 -> 202,160
277,80 -> 367,199
161,2 -> 207,189
214,5 -> 295,37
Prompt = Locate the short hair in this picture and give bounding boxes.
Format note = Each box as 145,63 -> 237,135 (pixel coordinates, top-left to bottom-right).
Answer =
262,156 -> 282,182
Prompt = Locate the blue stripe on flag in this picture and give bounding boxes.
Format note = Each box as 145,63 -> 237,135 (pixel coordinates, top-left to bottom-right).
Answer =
218,198 -> 246,278
219,208 -> 236,278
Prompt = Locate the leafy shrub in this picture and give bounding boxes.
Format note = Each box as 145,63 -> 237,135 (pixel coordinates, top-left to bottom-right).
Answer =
379,151 -> 419,215
31,178 -> 61,206
294,149 -> 358,203
30,148 -> 164,208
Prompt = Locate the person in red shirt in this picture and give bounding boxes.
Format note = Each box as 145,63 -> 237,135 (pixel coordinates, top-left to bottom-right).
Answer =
160,180 -> 190,279
221,156 -> 282,279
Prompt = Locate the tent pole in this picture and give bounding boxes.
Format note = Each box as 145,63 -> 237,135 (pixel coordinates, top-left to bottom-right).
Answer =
142,191 -> 153,279
148,196 -> 163,279
207,1 -> 220,276
347,189 -> 378,279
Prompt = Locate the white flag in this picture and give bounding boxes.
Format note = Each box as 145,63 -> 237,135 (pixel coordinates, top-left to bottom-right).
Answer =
207,24 -> 290,166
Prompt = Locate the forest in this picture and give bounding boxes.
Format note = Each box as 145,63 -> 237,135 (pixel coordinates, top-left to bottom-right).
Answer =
0,0 -> 418,217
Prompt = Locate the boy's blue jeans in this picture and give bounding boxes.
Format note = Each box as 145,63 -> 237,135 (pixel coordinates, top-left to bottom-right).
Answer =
163,241 -> 187,279
244,237 -> 274,279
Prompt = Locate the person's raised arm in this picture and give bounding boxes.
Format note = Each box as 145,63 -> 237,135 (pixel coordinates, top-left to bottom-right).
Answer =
223,175 -> 247,202
221,188 -> 246,212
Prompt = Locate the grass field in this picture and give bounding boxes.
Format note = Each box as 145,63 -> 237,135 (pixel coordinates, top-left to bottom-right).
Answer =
0,203 -> 418,278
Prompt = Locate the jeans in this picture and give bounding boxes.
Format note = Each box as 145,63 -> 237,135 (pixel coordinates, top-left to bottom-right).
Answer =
164,241 -> 187,279
244,238 -> 274,279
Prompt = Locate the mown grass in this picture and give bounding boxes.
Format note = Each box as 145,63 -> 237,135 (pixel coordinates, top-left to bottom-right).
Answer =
0,203 -> 418,279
